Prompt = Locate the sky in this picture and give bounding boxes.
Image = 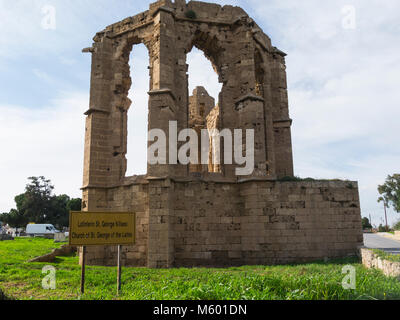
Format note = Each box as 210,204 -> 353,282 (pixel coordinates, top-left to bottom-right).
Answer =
0,0 -> 399,227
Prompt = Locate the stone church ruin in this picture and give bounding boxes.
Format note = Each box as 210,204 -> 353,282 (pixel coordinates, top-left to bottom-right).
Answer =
81,0 -> 363,268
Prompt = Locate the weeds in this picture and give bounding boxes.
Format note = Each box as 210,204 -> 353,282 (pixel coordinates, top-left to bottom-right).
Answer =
1,239 -> 400,300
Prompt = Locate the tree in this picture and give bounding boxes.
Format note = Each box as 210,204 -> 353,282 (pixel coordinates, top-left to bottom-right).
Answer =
1,177 -> 82,229
362,217 -> 372,230
378,224 -> 388,232
1,209 -> 28,229
50,194 -> 70,229
7,177 -> 56,225
378,174 -> 400,213
48,196 -> 81,228
67,198 -> 82,212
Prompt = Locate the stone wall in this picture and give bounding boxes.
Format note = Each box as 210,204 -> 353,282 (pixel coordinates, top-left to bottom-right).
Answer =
171,179 -> 362,267
189,86 -> 215,122
361,248 -> 400,279
81,177 -> 149,266
83,179 -> 363,267
188,87 -> 218,173
80,0 -> 362,268
81,0 -> 295,186
29,245 -> 76,263
206,104 -> 221,173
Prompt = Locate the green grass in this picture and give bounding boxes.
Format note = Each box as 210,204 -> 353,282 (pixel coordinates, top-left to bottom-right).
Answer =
372,249 -> 400,263
1,238 -> 400,300
277,176 -> 351,184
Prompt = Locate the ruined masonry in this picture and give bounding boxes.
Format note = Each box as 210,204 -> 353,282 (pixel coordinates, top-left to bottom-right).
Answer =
81,0 -> 363,268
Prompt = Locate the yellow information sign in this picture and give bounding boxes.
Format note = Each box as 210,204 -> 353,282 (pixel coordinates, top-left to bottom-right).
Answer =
69,212 -> 136,246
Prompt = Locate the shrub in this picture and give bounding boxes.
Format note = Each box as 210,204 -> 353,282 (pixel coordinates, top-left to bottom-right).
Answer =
362,217 -> 372,230
185,10 -> 197,19
372,249 -> 400,263
0,288 -> 10,300
378,224 -> 389,232
278,176 -> 303,182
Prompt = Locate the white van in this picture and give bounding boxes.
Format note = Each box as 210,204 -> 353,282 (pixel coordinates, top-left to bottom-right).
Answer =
26,224 -> 59,237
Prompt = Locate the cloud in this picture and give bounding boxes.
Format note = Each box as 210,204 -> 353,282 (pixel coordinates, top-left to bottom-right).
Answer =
0,91 -> 88,213
187,47 -> 222,101
126,44 -> 150,176
59,57 -> 77,66
246,0 -> 400,226
32,68 -> 53,82
0,0 -> 399,228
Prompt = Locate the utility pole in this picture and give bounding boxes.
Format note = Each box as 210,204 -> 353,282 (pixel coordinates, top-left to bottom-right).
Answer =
384,202 -> 389,232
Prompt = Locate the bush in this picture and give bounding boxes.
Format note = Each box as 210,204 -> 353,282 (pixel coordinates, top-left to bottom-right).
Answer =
362,217 -> 372,230
393,220 -> 400,231
277,176 -> 349,183
378,224 -> 389,232
0,288 -> 10,300
185,10 -> 197,19
372,249 -> 400,263
278,176 -> 304,182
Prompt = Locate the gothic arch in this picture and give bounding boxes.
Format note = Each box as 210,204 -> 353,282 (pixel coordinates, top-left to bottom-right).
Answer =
78,1 -> 363,271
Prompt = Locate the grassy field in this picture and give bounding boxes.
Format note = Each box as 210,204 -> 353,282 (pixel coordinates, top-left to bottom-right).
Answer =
372,249 -> 400,263
1,238 -> 400,300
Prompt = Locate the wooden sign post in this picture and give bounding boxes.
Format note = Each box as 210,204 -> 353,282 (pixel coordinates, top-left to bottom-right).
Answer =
69,212 -> 136,296
117,245 -> 122,295
81,246 -> 86,294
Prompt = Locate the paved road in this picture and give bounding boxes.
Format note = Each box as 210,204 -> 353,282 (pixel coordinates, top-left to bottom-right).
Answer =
363,233 -> 400,255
